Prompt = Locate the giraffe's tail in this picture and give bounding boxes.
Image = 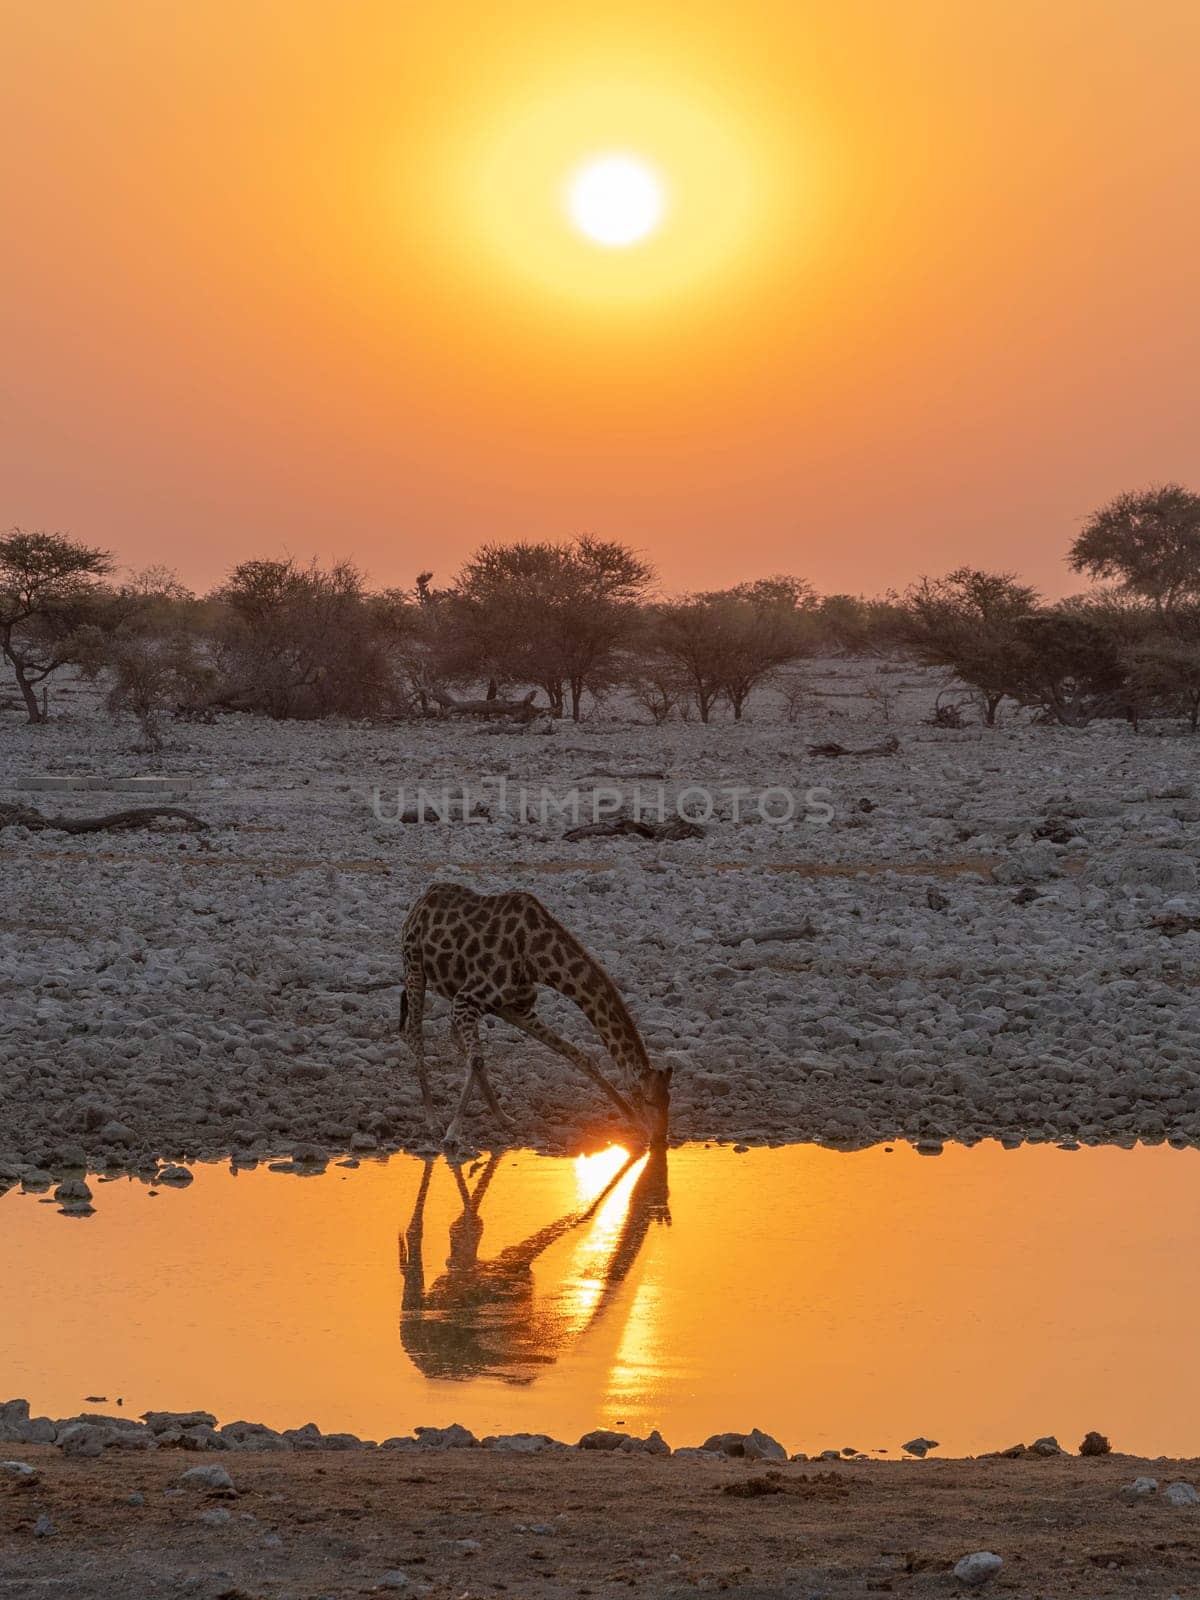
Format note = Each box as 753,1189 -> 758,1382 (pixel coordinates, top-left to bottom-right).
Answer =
399,987 -> 409,1030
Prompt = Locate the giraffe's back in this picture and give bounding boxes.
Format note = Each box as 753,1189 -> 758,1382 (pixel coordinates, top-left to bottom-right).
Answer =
402,882 -> 562,1003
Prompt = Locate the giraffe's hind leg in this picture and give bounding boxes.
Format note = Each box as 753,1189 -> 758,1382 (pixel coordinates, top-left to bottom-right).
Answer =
401,953 -> 438,1135
497,1004 -> 640,1124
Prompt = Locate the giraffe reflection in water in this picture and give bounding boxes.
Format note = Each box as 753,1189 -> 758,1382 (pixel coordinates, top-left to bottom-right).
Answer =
398,1147 -> 669,1382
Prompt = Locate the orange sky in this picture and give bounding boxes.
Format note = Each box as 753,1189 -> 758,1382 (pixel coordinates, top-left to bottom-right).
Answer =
3,0 -> 1199,598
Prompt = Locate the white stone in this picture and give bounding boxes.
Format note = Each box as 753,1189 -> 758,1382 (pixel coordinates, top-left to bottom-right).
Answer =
180,1464 -> 234,1491
953,1552 -> 1003,1587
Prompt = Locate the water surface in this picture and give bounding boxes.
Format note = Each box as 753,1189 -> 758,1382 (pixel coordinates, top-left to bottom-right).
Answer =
2,1141 -> 1196,1457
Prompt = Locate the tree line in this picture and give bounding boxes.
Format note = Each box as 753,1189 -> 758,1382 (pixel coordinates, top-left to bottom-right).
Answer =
4,483 -> 1200,741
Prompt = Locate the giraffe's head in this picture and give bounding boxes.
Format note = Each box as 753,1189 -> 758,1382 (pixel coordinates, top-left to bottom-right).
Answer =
632,1063 -> 672,1145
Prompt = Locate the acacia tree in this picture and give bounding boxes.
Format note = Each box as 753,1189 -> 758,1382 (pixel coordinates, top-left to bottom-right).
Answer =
1069,484 -> 1200,614
895,567 -> 1039,725
443,537 -> 654,719
0,529 -> 114,722
648,597 -> 729,723
717,578 -> 816,719
1006,611 -> 1128,727
649,576 -> 814,722
811,593 -> 901,655
1095,598 -> 1200,731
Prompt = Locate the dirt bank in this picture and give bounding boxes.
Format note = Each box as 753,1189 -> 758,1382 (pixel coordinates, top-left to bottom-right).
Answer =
3,1443 -> 1199,1599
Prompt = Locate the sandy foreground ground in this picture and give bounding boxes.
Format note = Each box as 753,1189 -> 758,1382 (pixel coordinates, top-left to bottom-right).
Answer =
4,661 -> 1200,1177
3,1444 -> 1200,1599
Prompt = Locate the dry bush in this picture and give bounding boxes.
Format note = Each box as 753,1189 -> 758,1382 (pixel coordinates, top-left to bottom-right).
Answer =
210,557 -> 407,719
105,635 -> 214,753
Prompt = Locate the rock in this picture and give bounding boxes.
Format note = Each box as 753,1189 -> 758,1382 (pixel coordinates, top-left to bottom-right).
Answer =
33,1513 -> 55,1538
56,1423 -> 117,1458
1,1460 -> 38,1485
156,1164 -> 193,1185
632,1428 -> 671,1457
700,1428 -> 786,1461
578,1428 -> 671,1456
953,1551 -> 1003,1587
455,1538 -> 482,1553
53,1177 -> 93,1210
281,1423 -> 326,1451
489,1433 -> 559,1453
0,1400 -> 55,1445
275,1422 -> 366,1451
901,1437 -> 939,1457
199,1506 -> 232,1526
993,845 -> 1061,886
1117,849 -> 1197,895
218,1420 -> 291,1450
671,1447 -> 724,1462
176,1424 -> 229,1451
413,1423 -> 478,1449
579,1428 -> 626,1452
127,1491 -> 145,1506
1079,1430 -> 1112,1456
1121,1476 -> 1158,1503
53,1412 -> 154,1452
1165,1481 -> 1199,1507
291,1143 -> 328,1167
143,1410 -> 218,1433
1029,1435 -> 1062,1456
376,1573 -> 410,1591
180,1463 -> 235,1492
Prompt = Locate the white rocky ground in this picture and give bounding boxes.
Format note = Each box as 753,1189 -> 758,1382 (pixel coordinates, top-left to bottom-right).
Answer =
2,660 -> 1199,1182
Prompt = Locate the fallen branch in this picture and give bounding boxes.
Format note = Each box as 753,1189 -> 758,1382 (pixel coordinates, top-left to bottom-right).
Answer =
1148,913 -> 1200,938
431,687 -> 540,721
724,921 -> 817,944
396,803 -> 489,823
0,803 -> 209,835
563,816 -> 705,842
807,735 -> 900,759
577,770 -> 666,782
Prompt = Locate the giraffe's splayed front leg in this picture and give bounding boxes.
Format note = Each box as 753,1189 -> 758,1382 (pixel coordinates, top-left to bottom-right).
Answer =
443,994 -> 517,1149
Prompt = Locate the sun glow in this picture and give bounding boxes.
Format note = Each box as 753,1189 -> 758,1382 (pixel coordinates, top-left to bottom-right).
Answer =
565,154 -> 666,248
442,64 -> 794,312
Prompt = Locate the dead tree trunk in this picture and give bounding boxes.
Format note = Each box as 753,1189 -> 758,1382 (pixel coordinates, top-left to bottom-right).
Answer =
0,803 -> 209,834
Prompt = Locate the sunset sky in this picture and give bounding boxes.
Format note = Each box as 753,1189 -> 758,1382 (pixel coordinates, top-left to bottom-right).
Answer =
3,0 -> 1199,598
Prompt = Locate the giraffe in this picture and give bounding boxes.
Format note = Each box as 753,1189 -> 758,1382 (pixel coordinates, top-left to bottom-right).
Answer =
397,1147 -> 668,1382
399,881 -> 672,1146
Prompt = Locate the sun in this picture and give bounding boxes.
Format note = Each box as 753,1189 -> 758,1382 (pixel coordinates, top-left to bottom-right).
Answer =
445,66 -> 803,309
565,153 -> 666,248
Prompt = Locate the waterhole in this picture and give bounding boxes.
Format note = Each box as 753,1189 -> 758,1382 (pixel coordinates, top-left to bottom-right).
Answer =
2,1140 -> 1196,1457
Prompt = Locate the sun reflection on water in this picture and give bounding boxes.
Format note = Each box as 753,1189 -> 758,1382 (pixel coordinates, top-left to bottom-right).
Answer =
559,1150 -> 648,1335
572,1144 -> 634,1203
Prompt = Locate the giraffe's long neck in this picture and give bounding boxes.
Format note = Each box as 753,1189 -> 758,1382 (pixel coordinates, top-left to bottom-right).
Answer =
546,933 -> 649,1084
